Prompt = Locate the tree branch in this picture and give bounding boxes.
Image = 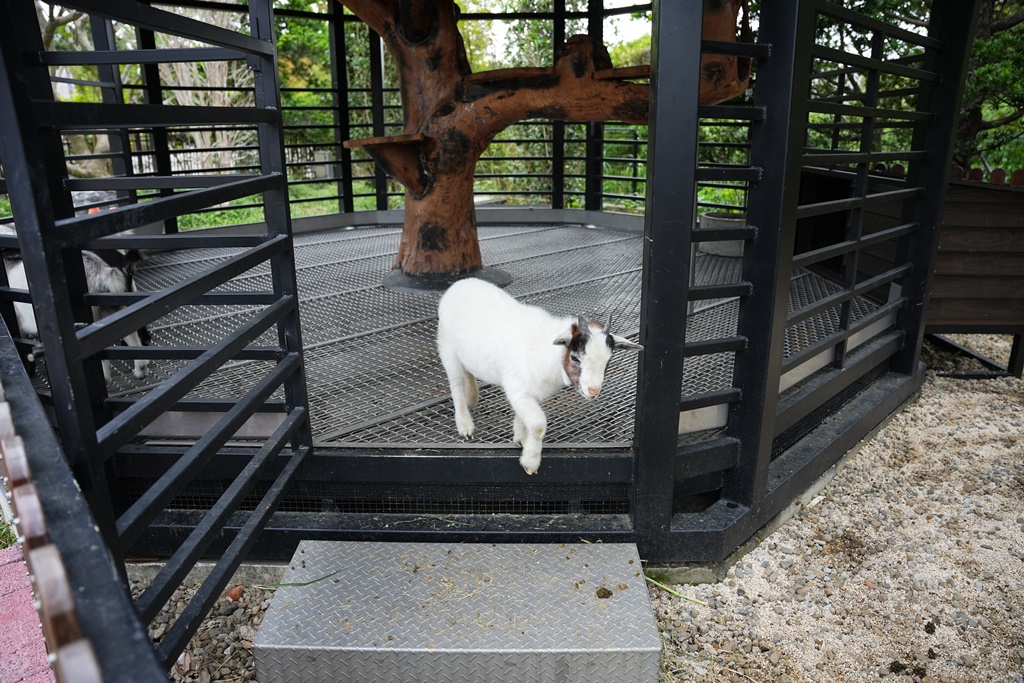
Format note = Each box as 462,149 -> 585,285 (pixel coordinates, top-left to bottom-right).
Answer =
337,0 -> 399,40
990,11 -> 1024,34
980,107 -> 1024,130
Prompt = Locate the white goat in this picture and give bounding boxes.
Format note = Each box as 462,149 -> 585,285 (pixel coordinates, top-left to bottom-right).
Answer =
436,277 -> 642,475
2,225 -> 150,383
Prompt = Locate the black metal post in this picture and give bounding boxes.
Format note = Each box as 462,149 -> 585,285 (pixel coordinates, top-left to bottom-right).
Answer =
891,0 -> 982,375
551,0 -> 567,209
249,0 -> 313,453
584,0 -> 605,211
631,0 -> 703,557
368,30 -> 389,210
330,3 -> 355,214
89,16 -> 137,207
720,0 -> 815,509
137,26 -> 177,233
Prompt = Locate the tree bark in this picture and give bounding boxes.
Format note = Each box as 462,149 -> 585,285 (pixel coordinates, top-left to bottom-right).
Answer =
339,0 -> 750,282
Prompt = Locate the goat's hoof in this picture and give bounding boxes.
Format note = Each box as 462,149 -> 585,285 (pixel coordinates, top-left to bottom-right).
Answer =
133,364 -> 150,379
519,453 -> 541,475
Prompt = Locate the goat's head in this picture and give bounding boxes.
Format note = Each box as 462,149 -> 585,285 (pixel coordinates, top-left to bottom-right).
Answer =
553,314 -> 643,399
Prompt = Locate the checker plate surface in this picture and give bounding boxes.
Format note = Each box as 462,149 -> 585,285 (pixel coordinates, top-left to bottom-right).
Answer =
255,540 -> 660,683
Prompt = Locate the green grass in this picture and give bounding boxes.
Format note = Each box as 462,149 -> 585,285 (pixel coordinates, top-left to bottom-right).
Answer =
0,518 -> 16,550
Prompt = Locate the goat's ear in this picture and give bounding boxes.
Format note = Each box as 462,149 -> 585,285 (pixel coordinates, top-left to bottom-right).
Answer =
610,334 -> 643,351
553,329 -> 573,347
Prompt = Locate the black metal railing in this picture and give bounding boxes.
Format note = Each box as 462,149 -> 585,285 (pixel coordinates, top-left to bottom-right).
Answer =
0,0 -> 311,675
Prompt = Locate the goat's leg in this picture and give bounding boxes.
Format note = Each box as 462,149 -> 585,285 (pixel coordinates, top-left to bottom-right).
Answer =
513,414 -> 525,447
123,329 -> 150,379
506,392 -> 546,475
464,370 -> 478,410
438,342 -> 475,438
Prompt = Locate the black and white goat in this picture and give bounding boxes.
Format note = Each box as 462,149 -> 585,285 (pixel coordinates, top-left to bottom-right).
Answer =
436,277 -> 642,475
1,225 -> 150,382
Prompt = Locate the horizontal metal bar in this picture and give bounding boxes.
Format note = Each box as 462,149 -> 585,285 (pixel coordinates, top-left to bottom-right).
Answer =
813,0 -> 944,49
695,167 -> 762,183
37,102 -> 275,130
684,335 -> 748,357
689,282 -> 752,301
57,0 -> 274,55
99,346 -> 282,362
691,226 -> 757,243
801,150 -> 928,167
808,100 -> 934,122
794,186 -> 922,220
679,387 -> 742,412
811,45 -> 939,82
76,236 -> 288,358
0,287 -> 32,304
66,175 -> 250,191
85,233 -> 267,250
674,437 -> 740,481
55,174 -> 280,245
782,299 -> 905,374
154,443 -> 311,668
37,47 -> 247,66
698,105 -> 765,121
107,397 -> 288,413
786,264 -> 911,328
781,300 -> 905,375
135,406 -> 308,624
700,40 -> 771,60
775,331 -> 905,436
95,296 -> 295,453
791,222 -> 917,269
117,353 -> 302,549
85,292 -> 279,308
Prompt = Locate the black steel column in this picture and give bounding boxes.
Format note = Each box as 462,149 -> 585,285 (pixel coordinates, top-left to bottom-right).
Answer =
583,0 -> 605,211
631,0 -> 703,557
368,30 -> 389,210
330,3 -> 355,214
721,0 -> 815,508
89,17 -> 136,207
249,0 -> 312,453
551,0 -> 567,209
138,26 -> 177,233
891,0 -> 981,375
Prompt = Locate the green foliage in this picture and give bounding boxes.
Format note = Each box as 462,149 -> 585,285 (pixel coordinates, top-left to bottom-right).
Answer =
0,518 -> 15,550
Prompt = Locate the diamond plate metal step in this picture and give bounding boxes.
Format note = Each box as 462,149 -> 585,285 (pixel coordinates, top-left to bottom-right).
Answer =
254,540 -> 661,683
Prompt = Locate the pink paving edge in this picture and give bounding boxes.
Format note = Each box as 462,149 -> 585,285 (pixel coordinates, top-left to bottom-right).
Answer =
0,544 -> 55,683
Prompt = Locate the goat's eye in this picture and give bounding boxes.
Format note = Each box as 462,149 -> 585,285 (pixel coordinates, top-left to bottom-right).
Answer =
570,353 -> 581,365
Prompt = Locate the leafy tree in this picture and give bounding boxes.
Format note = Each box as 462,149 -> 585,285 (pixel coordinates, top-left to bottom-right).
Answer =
956,0 -> 1024,168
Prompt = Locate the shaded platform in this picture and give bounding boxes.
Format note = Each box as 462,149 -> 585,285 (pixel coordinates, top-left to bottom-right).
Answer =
88,223 -> 884,450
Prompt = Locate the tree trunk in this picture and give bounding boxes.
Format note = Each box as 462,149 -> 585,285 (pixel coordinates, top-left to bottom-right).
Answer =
395,163 -> 481,275
339,0 -> 750,286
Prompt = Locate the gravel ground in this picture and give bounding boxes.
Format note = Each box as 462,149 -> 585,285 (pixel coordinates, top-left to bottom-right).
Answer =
135,335 -> 1023,683
651,335 -> 1024,683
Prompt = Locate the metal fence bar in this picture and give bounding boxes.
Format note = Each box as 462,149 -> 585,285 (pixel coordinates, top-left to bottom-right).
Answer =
134,406 -> 308,625
95,295 -> 296,452
115,353 -> 303,548
154,442 -> 312,667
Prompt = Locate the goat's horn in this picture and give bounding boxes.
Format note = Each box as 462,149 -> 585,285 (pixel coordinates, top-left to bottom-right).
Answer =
576,315 -> 587,332
604,313 -> 612,331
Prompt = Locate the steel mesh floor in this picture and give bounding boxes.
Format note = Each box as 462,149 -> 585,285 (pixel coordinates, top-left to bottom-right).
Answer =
83,223 -> 883,449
